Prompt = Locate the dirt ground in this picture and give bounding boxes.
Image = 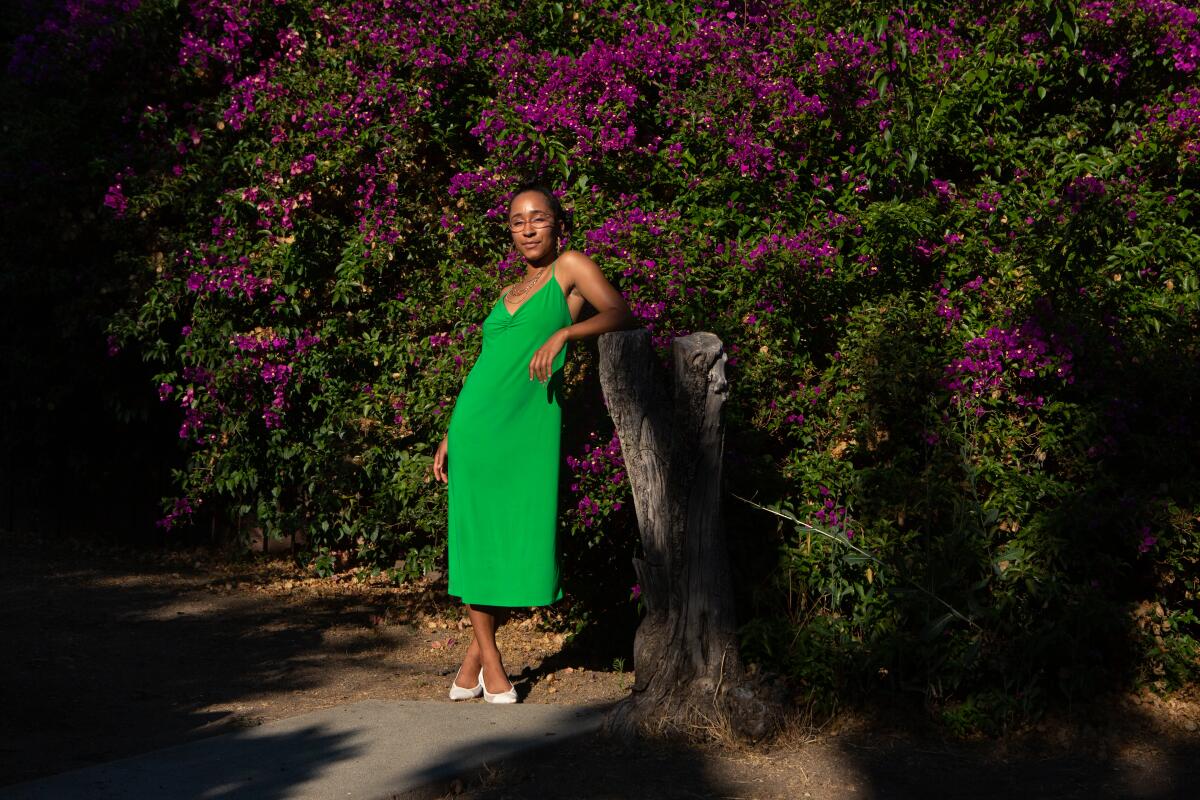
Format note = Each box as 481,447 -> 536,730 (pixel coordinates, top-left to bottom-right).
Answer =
3,527 -> 1199,799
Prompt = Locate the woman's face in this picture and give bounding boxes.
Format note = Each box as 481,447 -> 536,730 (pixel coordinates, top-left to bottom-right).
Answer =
508,190 -> 558,265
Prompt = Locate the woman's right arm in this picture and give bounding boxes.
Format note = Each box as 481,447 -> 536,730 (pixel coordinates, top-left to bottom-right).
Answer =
432,435 -> 449,483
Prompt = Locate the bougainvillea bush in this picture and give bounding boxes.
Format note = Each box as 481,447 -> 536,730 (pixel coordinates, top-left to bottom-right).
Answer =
12,0 -> 1199,727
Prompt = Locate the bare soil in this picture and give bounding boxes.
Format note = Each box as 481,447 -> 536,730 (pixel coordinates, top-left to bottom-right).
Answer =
3,528 -> 1198,798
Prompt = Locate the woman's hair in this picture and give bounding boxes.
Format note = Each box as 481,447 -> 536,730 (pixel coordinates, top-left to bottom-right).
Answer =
509,180 -> 572,238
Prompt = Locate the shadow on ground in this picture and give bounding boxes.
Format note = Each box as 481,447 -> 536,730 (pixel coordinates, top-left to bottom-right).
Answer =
5,531 -> 1196,799
830,708 -> 1200,800
0,529 -> 414,787
441,706 -> 1200,800
1,724 -> 363,800
421,733 -> 734,800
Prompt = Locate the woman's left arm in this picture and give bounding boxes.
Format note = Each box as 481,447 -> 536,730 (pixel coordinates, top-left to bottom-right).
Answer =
528,251 -> 637,382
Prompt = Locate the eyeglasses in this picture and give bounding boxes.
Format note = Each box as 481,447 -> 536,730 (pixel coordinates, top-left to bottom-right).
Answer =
508,213 -> 555,232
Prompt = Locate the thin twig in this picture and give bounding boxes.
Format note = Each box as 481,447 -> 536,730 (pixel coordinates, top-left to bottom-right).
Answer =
731,492 -> 982,632
714,643 -> 729,706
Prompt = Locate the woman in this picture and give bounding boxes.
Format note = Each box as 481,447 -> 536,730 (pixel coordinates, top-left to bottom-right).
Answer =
430,182 -> 636,703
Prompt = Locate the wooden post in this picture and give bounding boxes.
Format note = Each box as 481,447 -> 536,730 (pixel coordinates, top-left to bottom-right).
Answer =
597,329 -> 777,741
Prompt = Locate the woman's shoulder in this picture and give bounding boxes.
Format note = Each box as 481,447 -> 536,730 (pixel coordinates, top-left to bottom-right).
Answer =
555,249 -> 600,272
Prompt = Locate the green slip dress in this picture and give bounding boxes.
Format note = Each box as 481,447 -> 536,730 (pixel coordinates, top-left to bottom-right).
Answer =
446,260 -> 571,607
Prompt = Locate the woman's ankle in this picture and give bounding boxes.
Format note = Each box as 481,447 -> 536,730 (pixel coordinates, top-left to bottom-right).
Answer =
454,647 -> 483,687
479,655 -> 511,691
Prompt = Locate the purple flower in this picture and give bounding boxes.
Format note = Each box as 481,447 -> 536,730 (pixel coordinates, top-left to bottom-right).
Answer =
156,496 -> 195,530
1137,526 -> 1157,554
975,189 -> 1001,212
103,182 -> 128,217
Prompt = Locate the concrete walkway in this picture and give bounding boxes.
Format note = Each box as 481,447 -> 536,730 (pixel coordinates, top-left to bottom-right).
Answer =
0,700 -> 607,800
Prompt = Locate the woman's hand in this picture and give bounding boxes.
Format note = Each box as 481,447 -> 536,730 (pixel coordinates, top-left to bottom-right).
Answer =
529,329 -> 569,383
432,435 -> 449,483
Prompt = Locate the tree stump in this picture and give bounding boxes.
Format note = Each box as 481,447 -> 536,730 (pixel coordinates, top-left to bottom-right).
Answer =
596,329 -> 778,741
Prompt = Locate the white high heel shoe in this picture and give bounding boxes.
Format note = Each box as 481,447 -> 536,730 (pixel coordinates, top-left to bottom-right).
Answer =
448,666 -> 483,701
480,667 -> 518,704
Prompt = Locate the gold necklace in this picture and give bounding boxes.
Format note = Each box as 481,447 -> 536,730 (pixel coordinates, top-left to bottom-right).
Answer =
507,261 -> 553,302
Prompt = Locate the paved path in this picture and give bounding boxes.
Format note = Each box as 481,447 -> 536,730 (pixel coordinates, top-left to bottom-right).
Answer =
0,700 -> 606,799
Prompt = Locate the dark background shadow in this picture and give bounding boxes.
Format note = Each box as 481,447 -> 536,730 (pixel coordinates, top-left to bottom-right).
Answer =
1,3 -> 189,548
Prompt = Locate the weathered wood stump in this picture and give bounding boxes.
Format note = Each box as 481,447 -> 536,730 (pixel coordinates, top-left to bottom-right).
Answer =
596,329 -> 778,741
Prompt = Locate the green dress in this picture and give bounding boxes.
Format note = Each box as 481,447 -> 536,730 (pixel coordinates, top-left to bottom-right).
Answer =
446,260 -> 571,607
